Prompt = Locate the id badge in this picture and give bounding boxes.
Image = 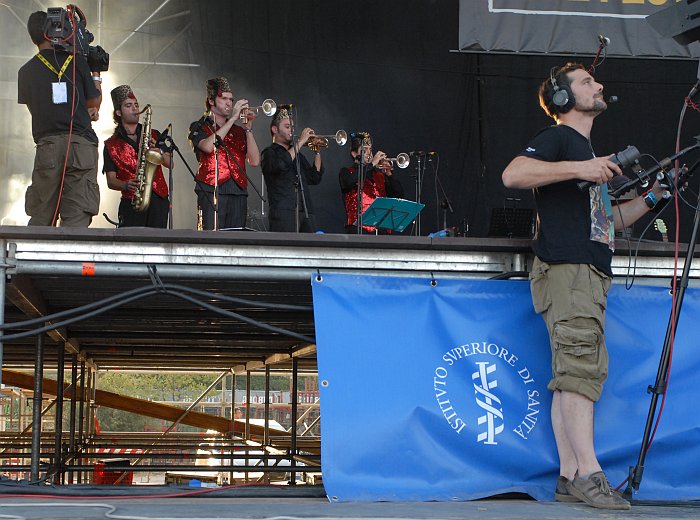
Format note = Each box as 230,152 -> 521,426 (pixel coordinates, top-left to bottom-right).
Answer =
52,82 -> 68,104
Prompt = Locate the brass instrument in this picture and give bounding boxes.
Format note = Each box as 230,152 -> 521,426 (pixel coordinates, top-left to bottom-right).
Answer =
306,130 -> 348,152
132,104 -> 164,212
379,153 -> 410,169
239,98 -> 276,123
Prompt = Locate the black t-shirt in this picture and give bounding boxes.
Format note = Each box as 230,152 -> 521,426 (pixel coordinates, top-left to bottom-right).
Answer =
261,143 -> 324,213
518,125 -> 614,276
17,49 -> 99,144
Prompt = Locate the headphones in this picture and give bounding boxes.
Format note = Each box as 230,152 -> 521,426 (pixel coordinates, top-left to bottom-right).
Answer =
549,66 -> 576,114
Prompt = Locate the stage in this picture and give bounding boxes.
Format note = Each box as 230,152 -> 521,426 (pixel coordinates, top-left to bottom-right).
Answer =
1,226 -> 699,512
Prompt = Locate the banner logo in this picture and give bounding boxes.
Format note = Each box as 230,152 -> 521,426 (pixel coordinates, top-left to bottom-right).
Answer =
434,341 -> 543,444
473,362 -> 504,444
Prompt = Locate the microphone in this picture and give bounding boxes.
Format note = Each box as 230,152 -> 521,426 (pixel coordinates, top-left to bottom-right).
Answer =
607,96 -> 618,104
157,124 -> 173,152
598,34 -> 610,47
408,150 -> 426,157
577,145 -> 641,191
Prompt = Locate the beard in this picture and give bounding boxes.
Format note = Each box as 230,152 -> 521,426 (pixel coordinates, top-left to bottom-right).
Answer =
576,96 -> 607,115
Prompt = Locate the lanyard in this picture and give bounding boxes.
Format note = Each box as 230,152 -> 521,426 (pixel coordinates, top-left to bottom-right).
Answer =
36,53 -> 73,81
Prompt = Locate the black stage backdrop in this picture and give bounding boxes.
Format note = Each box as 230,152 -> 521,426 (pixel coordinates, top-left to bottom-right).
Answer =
183,0 -> 700,240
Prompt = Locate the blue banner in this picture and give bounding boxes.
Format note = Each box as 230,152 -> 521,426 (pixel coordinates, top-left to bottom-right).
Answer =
312,273 -> 700,502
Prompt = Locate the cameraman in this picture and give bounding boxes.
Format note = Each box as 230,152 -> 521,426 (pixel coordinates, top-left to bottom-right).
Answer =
18,10 -> 103,227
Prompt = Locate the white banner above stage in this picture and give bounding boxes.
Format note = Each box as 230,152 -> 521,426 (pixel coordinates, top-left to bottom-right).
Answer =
459,0 -> 700,58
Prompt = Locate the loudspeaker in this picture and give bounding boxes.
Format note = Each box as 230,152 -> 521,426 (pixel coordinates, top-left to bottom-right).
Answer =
550,66 -> 575,113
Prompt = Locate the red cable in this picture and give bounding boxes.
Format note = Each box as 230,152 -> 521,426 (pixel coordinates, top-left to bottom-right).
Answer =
49,9 -> 80,226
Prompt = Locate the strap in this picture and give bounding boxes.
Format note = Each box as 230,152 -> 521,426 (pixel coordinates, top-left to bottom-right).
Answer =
36,53 -> 73,80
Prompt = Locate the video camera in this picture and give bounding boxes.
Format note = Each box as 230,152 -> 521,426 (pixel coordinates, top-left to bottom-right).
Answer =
44,4 -> 109,72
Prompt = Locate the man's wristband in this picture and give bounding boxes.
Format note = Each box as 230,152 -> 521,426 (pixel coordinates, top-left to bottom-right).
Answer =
643,191 -> 658,210
92,76 -> 102,83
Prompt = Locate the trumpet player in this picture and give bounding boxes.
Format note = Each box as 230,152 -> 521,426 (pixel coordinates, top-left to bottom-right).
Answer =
339,133 -> 404,234
188,77 -> 261,230
260,108 -> 324,232
103,85 -> 171,228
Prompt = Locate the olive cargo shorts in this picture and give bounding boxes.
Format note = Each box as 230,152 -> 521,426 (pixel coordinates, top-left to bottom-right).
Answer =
530,257 -> 612,402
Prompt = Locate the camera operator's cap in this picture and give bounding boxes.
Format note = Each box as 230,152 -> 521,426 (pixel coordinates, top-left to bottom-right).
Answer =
111,84 -> 135,109
350,131 -> 372,148
206,77 -> 232,99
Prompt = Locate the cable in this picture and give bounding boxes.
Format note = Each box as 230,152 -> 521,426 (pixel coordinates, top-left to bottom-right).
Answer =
48,10 -> 80,226
616,79 -> 699,494
0,281 -> 315,344
0,282 -> 313,332
0,504 -> 438,520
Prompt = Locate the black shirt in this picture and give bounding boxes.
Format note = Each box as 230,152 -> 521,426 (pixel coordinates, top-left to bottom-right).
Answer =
518,125 -> 614,276
18,49 -> 99,144
261,143 -> 324,213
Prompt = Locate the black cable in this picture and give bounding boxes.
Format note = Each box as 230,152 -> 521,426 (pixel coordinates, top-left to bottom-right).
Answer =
0,291 -> 155,341
1,284 -> 315,344
1,282 -> 313,332
165,289 -> 315,344
0,285 -> 155,331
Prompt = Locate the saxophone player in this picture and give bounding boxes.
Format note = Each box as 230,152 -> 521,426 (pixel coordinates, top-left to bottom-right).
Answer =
103,85 -> 171,228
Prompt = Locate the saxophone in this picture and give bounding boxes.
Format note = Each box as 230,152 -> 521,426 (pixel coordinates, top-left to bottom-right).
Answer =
132,104 -> 164,212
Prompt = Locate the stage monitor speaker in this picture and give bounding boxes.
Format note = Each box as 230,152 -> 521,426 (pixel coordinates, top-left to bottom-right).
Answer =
488,207 -> 533,238
647,0 -> 700,46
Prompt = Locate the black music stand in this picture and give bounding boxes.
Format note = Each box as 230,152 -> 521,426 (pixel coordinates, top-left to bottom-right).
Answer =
358,197 -> 424,233
488,207 -> 533,238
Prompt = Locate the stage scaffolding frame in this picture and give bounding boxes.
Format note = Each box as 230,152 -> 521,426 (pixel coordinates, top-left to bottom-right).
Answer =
0,226 -> 697,488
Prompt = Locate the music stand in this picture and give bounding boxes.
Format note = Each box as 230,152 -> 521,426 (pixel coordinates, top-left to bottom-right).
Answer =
358,197 -> 424,233
487,208 -> 533,238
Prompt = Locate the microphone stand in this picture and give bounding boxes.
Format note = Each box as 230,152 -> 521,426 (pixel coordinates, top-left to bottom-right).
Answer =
412,155 -> 425,236
432,157 -> 453,230
158,134 -> 216,217
356,157 -> 366,234
621,141 -> 700,498
289,114 -> 310,233
167,126 -> 174,230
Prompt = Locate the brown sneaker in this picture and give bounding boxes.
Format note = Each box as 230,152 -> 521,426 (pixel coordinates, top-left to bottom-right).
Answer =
568,471 -> 631,510
554,475 -> 581,502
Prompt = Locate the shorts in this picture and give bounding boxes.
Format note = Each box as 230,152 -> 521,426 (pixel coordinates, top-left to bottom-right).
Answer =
530,257 -> 611,402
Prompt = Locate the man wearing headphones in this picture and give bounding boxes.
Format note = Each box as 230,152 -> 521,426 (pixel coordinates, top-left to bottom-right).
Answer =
502,63 -> 663,510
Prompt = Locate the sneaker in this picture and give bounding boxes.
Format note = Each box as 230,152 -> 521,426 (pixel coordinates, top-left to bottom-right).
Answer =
554,475 -> 581,502
568,471 -> 631,510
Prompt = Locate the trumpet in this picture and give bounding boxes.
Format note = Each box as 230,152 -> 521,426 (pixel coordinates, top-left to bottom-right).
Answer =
379,153 -> 410,169
239,98 -> 276,122
306,130 -> 347,152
